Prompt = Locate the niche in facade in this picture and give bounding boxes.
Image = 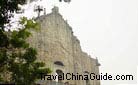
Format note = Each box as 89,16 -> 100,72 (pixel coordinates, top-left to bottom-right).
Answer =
54,61 -> 64,66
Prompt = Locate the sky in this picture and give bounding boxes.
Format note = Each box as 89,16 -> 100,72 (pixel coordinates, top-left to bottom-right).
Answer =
18,0 -> 138,85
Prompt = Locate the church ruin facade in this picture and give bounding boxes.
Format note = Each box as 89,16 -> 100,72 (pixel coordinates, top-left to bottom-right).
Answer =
28,6 -> 100,85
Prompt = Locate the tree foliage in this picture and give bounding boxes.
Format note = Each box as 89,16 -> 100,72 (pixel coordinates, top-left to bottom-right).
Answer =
0,0 -> 51,84
0,17 -> 51,85
0,0 -> 26,30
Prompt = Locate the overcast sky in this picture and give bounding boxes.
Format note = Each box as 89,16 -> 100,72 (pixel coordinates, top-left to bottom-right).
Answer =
19,0 -> 138,85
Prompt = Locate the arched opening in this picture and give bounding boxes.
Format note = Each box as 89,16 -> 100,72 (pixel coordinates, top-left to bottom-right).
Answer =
56,69 -> 63,83
54,61 -> 64,66
86,79 -> 90,85
84,71 -> 90,85
84,71 -> 89,74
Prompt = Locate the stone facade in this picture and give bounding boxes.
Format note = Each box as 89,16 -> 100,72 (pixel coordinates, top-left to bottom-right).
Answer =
28,6 -> 100,85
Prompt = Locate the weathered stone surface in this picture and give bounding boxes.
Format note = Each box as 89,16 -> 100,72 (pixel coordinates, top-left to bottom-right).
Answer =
28,6 -> 100,85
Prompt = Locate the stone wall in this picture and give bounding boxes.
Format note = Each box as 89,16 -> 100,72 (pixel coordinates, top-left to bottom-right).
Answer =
28,6 -> 100,85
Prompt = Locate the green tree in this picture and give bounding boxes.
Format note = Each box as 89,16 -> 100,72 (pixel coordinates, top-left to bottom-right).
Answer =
0,0 -> 26,30
0,0 -> 51,84
1,17 -> 51,84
